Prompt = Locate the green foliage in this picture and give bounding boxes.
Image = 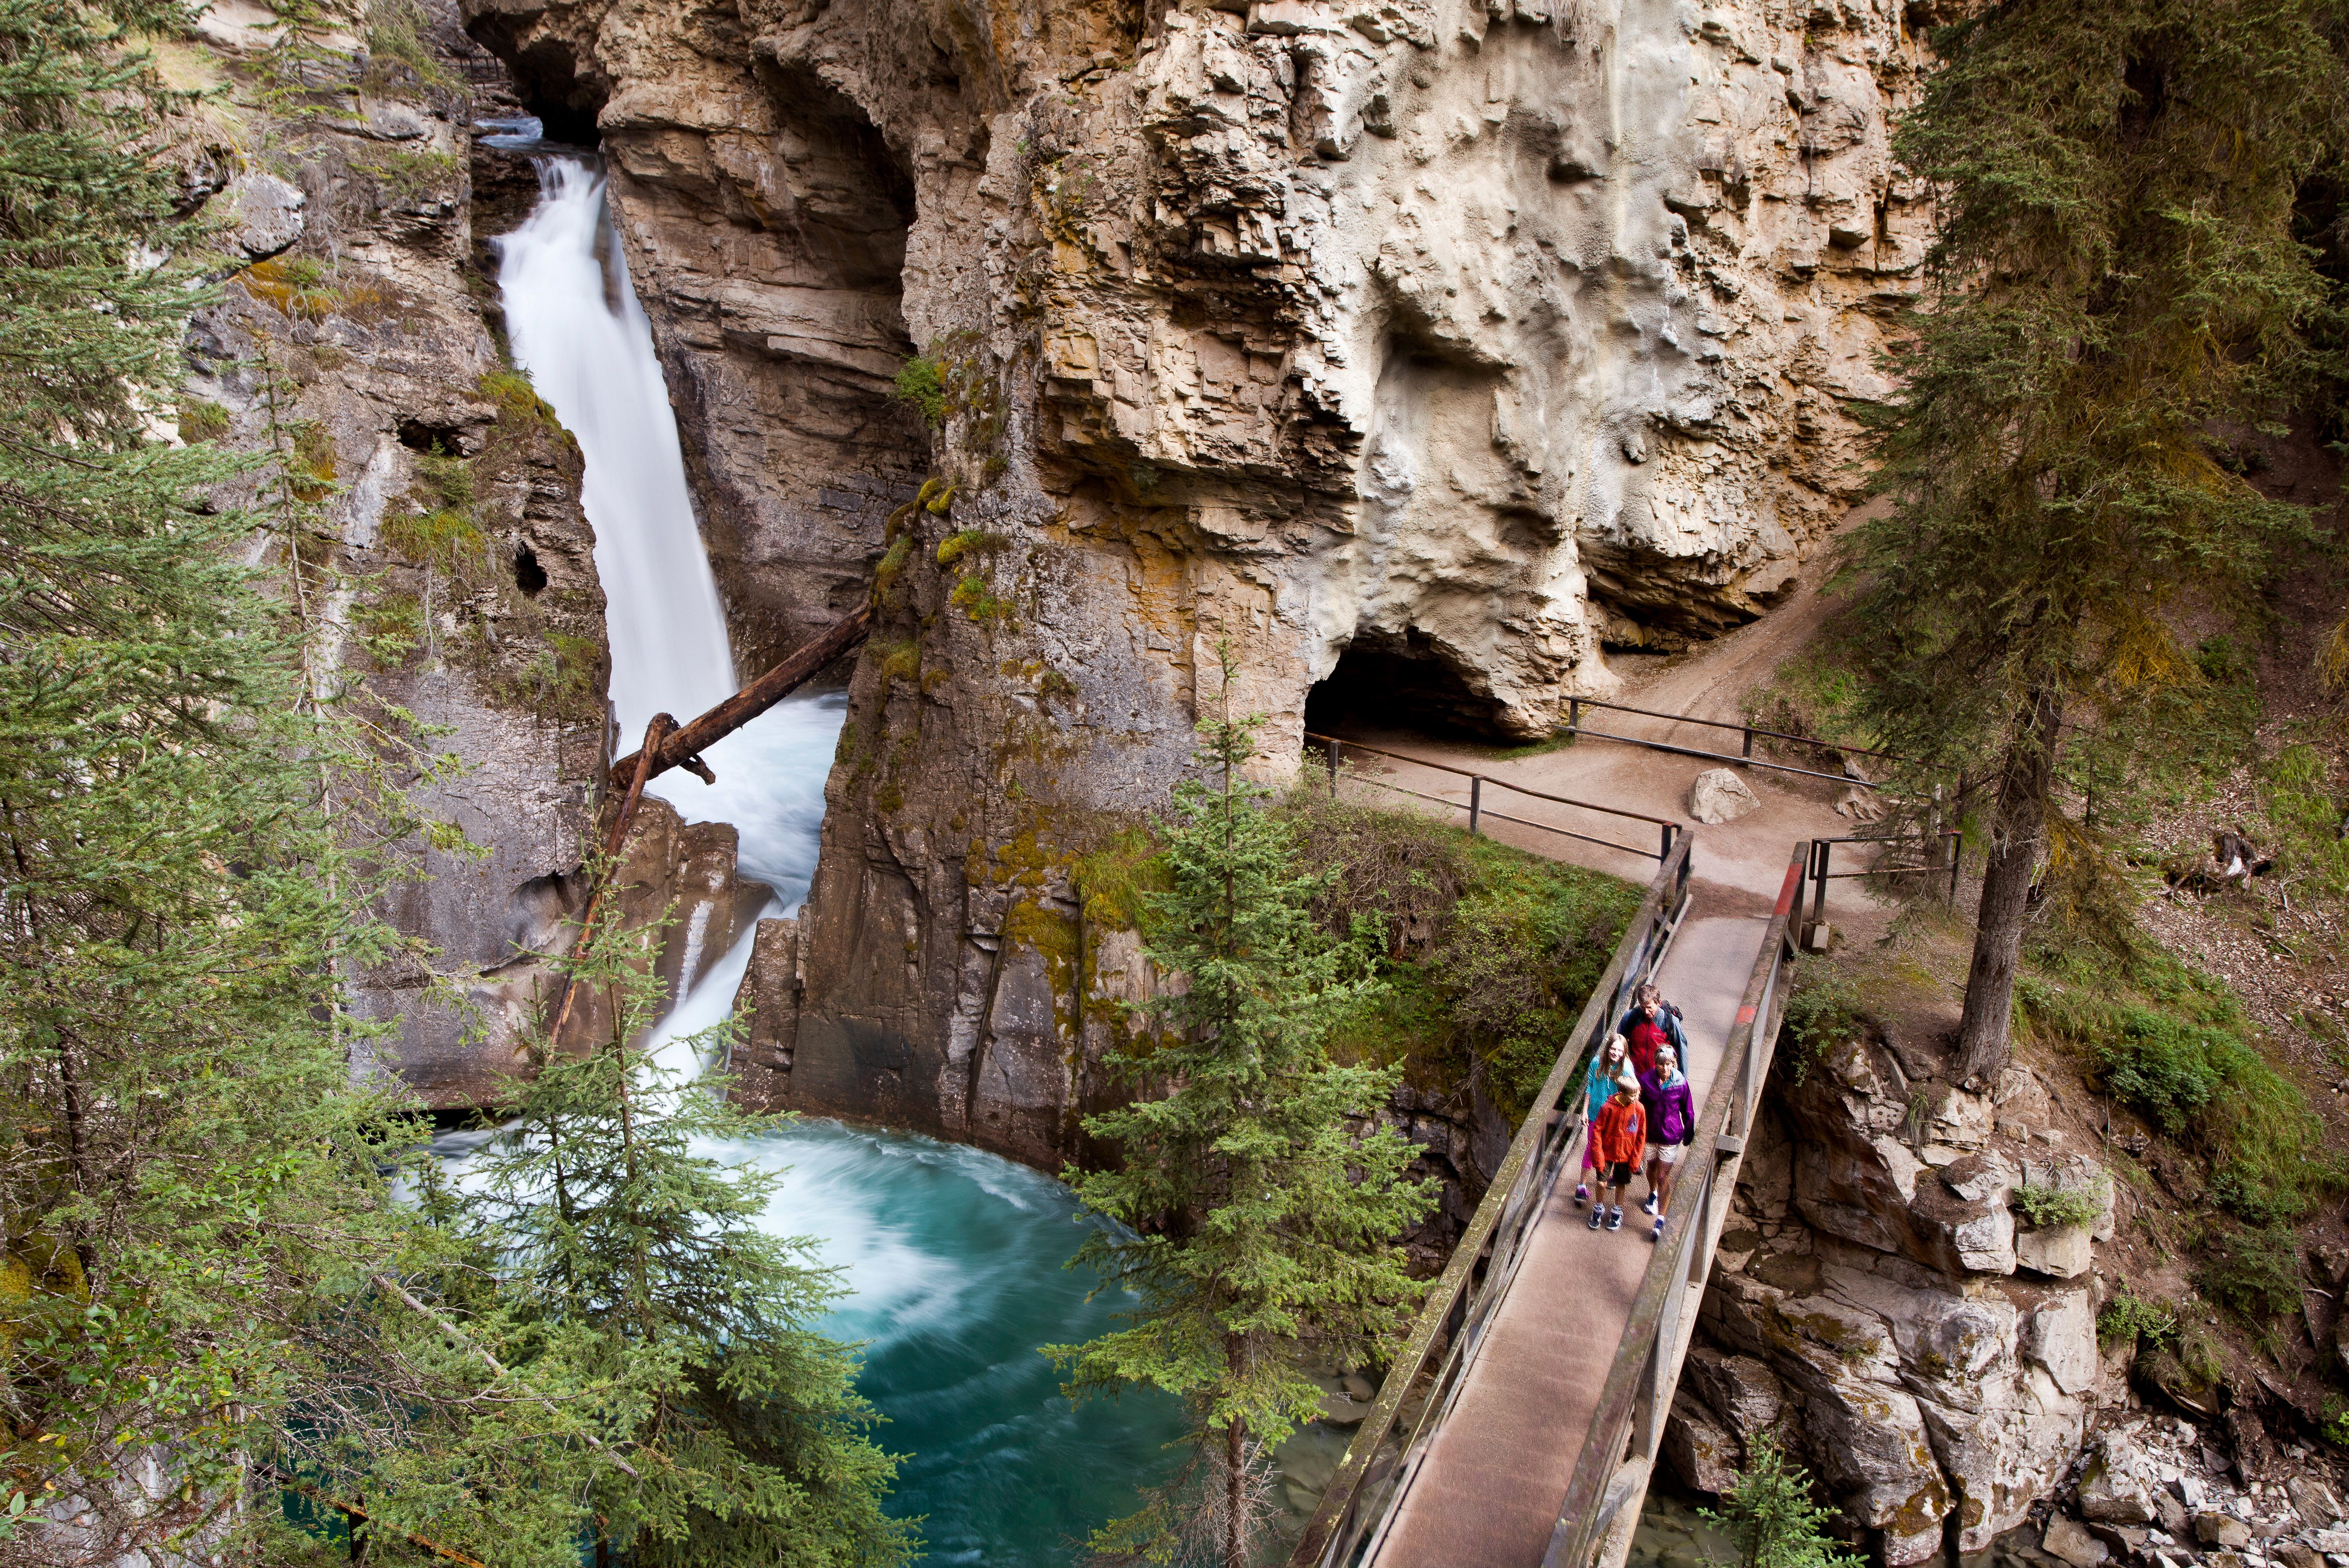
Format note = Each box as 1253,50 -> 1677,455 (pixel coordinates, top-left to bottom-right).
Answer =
950,570 -> 1011,626
1778,964 -> 1864,1086
363,916 -> 917,1568
1048,646 -> 1436,1568
352,145 -> 459,202
2323,1396 -> 2349,1451
2096,1290 -> 2177,1350
1700,1434 -> 1864,1568
892,355 -> 948,428
2020,946 -> 2338,1225
1279,783 -> 1641,1119
2193,1223 -> 2305,1325
2260,743 -> 2349,900
362,0 -> 459,93
935,527 -> 1002,567
0,5 -> 467,1558
1843,0 -> 2339,1069
176,396 -> 230,441
2010,1183 -> 2098,1230
477,367 -> 565,433
1743,651 -> 1872,755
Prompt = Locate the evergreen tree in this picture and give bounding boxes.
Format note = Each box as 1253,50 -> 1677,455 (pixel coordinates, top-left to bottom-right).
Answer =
0,2 -> 442,1561
1700,1435 -> 1863,1568
1048,649 -> 1435,1568
1850,0 -> 2346,1079
366,909 -> 916,1568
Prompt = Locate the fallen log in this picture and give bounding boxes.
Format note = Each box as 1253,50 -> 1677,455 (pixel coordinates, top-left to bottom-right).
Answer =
608,602 -> 872,789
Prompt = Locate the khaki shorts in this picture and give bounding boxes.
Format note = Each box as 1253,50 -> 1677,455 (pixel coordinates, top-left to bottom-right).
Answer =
1649,1143 -> 1682,1167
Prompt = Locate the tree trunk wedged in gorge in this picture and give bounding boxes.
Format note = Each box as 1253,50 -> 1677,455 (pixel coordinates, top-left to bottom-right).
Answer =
1956,686 -> 2063,1084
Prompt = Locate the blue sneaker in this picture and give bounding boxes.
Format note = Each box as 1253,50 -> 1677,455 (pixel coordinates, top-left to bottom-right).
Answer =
1640,1192 -> 1659,1216
1605,1207 -> 1624,1232
1588,1204 -> 1605,1230
1651,1217 -> 1666,1242
1574,1183 -> 1590,1208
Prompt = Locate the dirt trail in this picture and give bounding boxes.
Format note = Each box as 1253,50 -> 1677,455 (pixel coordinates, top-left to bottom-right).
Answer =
1314,564 -> 1900,936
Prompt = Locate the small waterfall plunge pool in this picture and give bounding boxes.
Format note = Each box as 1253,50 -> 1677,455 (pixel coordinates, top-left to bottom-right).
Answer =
471,143 -> 1189,1561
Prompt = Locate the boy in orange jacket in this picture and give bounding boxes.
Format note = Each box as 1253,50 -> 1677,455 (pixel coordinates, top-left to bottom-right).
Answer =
1587,1073 -> 1648,1233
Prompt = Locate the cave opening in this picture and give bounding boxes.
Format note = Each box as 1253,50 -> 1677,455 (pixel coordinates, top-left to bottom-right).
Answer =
1303,631 -> 1512,743
512,544 -> 547,595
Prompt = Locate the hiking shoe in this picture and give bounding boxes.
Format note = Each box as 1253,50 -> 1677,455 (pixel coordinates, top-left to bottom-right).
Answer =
1605,1207 -> 1624,1232
1574,1183 -> 1590,1208
1588,1204 -> 1605,1230
1640,1192 -> 1659,1216
1651,1217 -> 1667,1242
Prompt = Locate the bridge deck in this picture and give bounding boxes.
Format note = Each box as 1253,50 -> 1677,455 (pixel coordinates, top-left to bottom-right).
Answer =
1370,898 -> 1761,1567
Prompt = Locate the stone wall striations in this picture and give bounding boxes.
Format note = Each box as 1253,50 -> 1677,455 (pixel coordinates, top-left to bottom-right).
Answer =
457,0 -> 1926,1163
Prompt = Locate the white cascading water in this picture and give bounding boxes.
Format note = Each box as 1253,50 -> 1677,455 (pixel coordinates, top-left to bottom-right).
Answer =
495,157 -> 844,912
474,151 -> 1186,1564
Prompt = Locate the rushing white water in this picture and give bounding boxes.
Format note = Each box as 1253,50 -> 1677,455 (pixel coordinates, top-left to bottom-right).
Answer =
497,158 -> 735,742
495,156 -> 846,911
485,156 -> 1187,1562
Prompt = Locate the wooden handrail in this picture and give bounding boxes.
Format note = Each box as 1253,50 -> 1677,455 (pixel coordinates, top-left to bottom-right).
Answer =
1286,836 -> 1695,1568
1539,843 -> 1808,1568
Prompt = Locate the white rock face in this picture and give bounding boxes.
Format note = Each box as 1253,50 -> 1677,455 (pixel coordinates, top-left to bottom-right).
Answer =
1690,766 -> 1761,823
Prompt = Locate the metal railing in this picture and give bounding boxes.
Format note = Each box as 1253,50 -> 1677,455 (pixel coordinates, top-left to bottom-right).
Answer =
1286,836 -> 1696,1568
1557,696 -> 1899,791
1539,843 -> 1808,1568
1306,733 -> 1684,862
1804,831 -> 1962,933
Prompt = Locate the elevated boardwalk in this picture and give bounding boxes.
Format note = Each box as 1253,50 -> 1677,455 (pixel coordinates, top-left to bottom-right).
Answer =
1290,832 -> 1810,1568
1371,902 -> 1762,1566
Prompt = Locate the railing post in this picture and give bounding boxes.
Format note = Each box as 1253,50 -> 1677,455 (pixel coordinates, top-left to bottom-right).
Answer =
1469,775 -> 1482,837
1810,840 -> 1831,932
1660,822 -> 1673,860
1568,697 -> 1581,732
1948,832 -> 1961,904
1328,739 -> 1340,795
1741,726 -> 1754,764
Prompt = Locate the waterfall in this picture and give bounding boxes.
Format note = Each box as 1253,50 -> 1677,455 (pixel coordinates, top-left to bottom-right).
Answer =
495,157 -> 841,910
476,151 -> 1186,1563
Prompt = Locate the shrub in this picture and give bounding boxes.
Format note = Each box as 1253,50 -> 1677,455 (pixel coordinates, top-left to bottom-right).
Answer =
177,397 -> 229,441
1778,965 -> 1864,1085
1700,1433 -> 1864,1568
2261,743 -> 2349,898
2096,1289 -> 2176,1350
935,527 -> 1001,567
2011,1183 -> 2098,1230
2193,1223 -> 2305,1322
950,570 -> 1010,625
893,355 -> 948,427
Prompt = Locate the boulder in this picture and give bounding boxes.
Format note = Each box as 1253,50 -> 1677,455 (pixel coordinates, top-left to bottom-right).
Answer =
2016,1221 -> 2094,1280
2288,1475 -> 2343,1528
2018,1289 -> 2100,1397
1662,1389 -> 1741,1495
2276,1542 -> 2324,1568
2045,1514 -> 2111,1568
220,173 -> 306,262
2196,1512 -> 2251,1549
2079,1431 -> 2160,1525
1683,1345 -> 1786,1439
1691,767 -> 1760,824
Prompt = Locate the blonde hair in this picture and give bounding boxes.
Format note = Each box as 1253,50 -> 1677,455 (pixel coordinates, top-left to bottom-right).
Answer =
1602,1032 -> 1628,1061
1615,1072 -> 1641,1095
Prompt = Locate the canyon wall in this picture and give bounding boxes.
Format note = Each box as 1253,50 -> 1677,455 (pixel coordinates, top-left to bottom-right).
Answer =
462,0 -> 1930,1169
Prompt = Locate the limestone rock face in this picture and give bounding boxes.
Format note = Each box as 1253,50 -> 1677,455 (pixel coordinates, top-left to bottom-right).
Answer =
459,0 -> 1932,1171
176,1 -> 612,1105
1692,1038 -> 2119,1563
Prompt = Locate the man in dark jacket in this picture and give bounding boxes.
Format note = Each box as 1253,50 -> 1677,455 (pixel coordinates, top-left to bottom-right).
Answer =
1616,982 -> 1688,1077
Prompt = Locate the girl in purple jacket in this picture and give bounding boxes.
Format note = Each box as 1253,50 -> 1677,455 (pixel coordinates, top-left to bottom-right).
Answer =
1638,1045 -> 1697,1242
